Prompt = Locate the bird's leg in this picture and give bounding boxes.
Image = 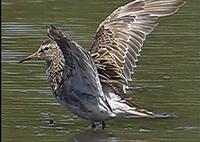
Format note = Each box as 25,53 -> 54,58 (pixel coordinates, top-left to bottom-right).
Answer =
91,121 -> 96,129
102,121 -> 106,129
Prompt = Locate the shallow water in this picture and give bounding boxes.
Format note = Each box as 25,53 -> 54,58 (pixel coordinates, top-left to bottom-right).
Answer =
2,0 -> 200,142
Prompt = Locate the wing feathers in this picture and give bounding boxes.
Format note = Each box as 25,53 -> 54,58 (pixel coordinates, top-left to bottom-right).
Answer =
90,0 -> 185,95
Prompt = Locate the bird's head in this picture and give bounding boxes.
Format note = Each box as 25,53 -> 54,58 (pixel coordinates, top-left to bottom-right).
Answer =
19,39 -> 63,64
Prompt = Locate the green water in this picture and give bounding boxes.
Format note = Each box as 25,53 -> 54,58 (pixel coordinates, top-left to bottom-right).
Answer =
2,0 -> 200,142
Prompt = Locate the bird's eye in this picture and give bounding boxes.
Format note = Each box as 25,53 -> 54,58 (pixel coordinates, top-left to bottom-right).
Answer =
44,47 -> 49,50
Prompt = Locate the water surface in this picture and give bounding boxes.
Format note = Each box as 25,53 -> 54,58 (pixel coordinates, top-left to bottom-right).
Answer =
2,0 -> 200,142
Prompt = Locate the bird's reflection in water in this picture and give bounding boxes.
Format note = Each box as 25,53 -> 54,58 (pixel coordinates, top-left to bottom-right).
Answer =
66,129 -> 126,142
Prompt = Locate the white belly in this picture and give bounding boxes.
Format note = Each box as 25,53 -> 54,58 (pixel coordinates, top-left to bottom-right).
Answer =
56,96 -> 115,121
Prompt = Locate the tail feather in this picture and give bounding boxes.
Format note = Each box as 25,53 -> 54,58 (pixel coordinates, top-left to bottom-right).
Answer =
106,92 -> 176,119
124,108 -> 154,118
119,99 -> 176,119
110,99 -> 154,118
125,110 -> 177,119
121,98 -> 154,118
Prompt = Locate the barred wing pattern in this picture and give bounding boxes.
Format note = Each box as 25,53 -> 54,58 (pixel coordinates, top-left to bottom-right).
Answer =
90,0 -> 185,96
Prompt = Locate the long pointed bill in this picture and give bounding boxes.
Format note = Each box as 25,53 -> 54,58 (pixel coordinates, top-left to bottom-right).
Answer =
19,52 -> 38,63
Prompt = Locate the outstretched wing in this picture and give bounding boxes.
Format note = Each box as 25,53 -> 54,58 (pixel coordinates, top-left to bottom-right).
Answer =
90,0 -> 185,96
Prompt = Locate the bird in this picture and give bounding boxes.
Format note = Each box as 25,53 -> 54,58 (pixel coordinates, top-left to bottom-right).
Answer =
19,0 -> 185,129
